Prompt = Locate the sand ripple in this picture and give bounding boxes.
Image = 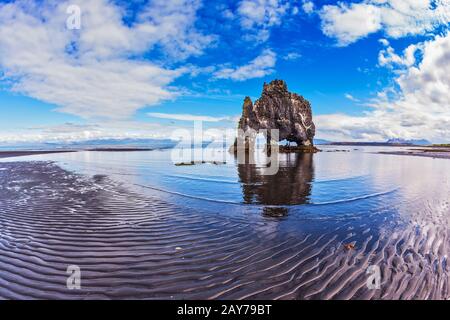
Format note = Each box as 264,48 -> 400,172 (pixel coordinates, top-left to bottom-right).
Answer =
0,162 -> 449,300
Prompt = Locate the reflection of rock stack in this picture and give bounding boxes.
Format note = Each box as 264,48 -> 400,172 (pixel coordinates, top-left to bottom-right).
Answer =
231,80 -> 317,153
238,153 -> 314,206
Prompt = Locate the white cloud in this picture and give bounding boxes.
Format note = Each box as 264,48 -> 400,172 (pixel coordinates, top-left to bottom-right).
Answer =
0,120 -> 182,143
317,33 -> 450,143
222,8 -> 235,19
320,2 -> 382,46
137,0 -> 216,60
302,1 -> 315,15
344,93 -> 360,102
237,0 -> 290,42
148,113 -> 235,122
378,43 -> 420,68
238,0 -> 289,28
0,117 -> 240,144
213,49 -> 276,81
0,0 -> 214,119
320,0 -> 450,46
378,38 -> 389,46
283,52 -> 302,60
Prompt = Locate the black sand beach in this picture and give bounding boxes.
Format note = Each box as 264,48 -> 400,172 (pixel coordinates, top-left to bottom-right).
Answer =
0,150 -> 76,159
378,147 -> 450,159
1,159 -> 449,299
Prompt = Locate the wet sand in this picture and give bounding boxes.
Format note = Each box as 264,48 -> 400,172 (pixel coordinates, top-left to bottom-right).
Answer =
0,150 -> 76,159
0,149 -> 157,159
379,147 -> 450,160
86,148 -> 155,152
1,161 -> 449,299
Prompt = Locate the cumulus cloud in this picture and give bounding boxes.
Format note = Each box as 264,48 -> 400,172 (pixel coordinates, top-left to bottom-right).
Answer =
317,33 -> 450,143
379,38 -> 390,47
213,49 -> 276,81
0,0 -> 213,119
378,43 -> 421,68
320,0 -> 450,46
138,0 -> 217,60
238,0 -> 289,28
237,0 -> 290,41
302,1 -> 315,15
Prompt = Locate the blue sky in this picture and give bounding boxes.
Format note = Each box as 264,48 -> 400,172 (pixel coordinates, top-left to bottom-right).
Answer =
0,0 -> 449,144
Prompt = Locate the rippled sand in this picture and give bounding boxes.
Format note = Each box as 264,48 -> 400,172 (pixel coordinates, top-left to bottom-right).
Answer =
0,161 -> 449,299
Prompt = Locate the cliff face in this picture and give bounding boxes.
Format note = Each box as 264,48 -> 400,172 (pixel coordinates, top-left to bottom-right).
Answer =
237,80 -> 315,146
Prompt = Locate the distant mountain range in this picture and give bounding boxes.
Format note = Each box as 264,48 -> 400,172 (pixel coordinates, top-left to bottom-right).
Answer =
385,138 -> 431,146
0,138 -> 177,151
60,138 -> 177,148
0,137 -> 433,151
314,138 -> 431,146
313,139 -> 332,145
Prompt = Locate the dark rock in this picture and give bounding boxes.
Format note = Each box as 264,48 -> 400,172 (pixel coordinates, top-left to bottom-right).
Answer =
238,153 -> 314,205
234,80 -> 316,150
279,145 -> 320,153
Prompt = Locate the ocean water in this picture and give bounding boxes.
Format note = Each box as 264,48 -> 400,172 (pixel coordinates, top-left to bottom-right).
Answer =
1,146 -> 449,299
9,146 -> 448,217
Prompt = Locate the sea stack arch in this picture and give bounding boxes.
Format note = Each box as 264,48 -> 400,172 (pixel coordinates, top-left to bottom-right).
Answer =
232,79 -> 316,151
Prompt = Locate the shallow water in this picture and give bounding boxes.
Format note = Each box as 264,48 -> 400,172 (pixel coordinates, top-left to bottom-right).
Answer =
9,146 -> 448,217
0,146 -> 449,299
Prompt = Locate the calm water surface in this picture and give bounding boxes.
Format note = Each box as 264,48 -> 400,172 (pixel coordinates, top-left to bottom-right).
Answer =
1,146 -> 449,299
9,146 -> 449,219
